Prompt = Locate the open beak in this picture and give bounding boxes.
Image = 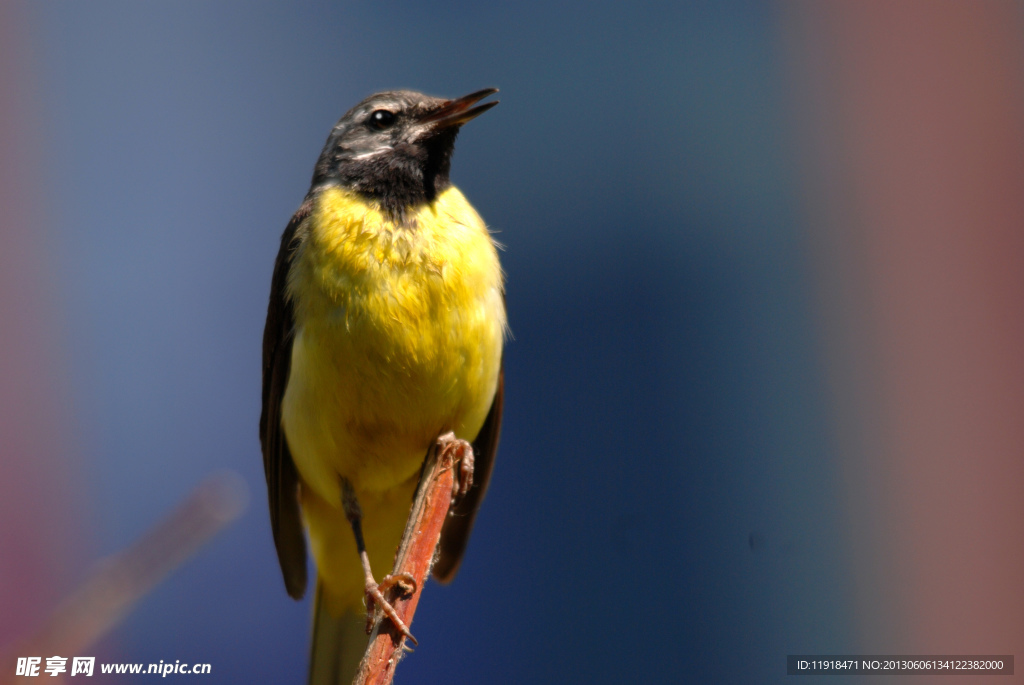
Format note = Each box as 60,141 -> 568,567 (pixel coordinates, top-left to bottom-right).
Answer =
420,88 -> 499,128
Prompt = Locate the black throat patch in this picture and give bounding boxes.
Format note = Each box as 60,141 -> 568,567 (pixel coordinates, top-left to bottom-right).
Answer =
315,126 -> 459,225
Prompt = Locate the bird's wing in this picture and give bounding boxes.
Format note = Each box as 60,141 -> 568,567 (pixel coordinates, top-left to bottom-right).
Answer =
432,360 -> 504,583
259,198 -> 312,599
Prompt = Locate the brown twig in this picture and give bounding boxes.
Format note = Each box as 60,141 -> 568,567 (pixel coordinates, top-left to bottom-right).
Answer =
352,435 -> 460,685
1,471 -> 247,685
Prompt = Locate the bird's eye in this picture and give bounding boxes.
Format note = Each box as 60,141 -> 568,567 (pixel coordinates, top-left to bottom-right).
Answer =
368,109 -> 396,130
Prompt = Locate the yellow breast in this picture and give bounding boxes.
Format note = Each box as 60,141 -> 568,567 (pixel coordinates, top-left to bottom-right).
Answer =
281,185 -> 505,506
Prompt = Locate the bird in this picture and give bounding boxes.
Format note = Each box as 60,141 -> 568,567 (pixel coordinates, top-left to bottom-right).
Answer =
259,88 -> 505,684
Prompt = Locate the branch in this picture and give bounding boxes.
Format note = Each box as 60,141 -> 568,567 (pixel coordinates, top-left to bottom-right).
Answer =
1,471 -> 247,685
352,435 -> 461,685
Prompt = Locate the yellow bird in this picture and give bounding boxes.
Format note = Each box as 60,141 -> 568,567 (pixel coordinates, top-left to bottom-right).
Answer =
259,88 -> 505,683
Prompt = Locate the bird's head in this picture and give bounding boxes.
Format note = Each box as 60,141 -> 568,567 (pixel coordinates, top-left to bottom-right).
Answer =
312,88 -> 498,220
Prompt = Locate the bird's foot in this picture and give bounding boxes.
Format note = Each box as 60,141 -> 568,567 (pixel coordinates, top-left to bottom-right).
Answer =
364,572 -> 418,644
436,433 -> 474,501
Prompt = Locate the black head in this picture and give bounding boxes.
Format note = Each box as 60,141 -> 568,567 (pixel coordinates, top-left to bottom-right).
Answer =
311,88 -> 498,221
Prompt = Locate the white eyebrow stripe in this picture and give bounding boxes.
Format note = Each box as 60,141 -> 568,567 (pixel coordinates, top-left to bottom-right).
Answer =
351,146 -> 393,161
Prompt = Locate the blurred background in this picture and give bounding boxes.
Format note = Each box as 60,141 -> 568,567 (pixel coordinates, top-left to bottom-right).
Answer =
2,1 -> 1023,683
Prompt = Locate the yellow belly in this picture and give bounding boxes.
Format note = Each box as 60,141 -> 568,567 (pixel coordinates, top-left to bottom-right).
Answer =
281,184 -> 504,610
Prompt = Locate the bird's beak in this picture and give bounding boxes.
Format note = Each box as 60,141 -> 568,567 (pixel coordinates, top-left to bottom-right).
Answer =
420,88 -> 499,129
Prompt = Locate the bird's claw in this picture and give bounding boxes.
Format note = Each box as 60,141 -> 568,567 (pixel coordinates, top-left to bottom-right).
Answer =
437,434 -> 474,501
364,573 -> 418,645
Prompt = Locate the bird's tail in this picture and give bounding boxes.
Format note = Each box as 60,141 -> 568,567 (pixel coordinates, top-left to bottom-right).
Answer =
307,580 -> 368,685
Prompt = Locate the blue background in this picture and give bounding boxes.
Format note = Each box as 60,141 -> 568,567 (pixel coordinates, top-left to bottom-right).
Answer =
23,2 -> 850,682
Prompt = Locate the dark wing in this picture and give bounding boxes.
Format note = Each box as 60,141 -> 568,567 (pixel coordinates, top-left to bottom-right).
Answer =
259,199 -> 312,599
432,360 -> 504,583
